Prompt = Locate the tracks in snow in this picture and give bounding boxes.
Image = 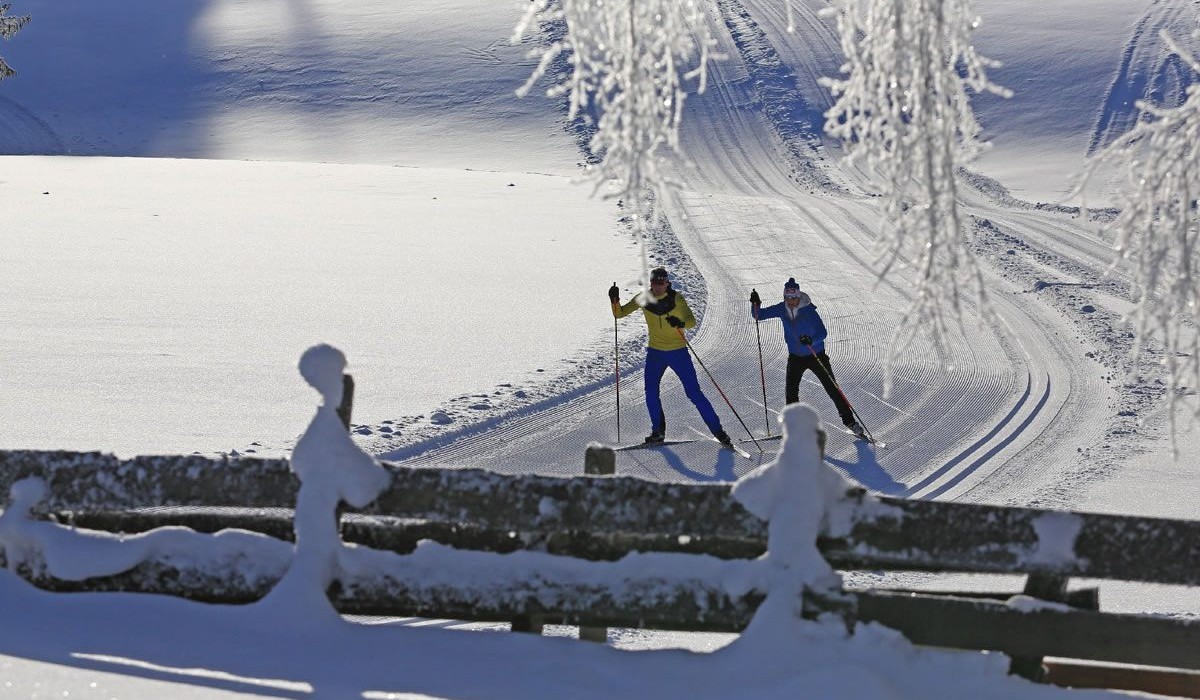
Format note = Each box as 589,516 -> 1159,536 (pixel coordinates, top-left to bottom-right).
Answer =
387,0 -> 1138,503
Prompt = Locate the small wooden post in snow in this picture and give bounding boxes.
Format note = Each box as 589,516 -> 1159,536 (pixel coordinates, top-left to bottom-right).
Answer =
336,374 -> 355,431
335,373 -> 354,534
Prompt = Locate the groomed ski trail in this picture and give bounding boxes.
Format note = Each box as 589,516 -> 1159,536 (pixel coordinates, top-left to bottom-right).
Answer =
384,0 -> 1134,505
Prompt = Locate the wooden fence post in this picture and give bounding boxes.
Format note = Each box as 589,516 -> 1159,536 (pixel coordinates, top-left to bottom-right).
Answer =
1009,573 -> 1071,681
337,374 -> 355,431
336,373 -> 354,535
579,444 -> 616,643
584,444 -> 616,478
511,442 -> 615,639
510,615 -> 545,635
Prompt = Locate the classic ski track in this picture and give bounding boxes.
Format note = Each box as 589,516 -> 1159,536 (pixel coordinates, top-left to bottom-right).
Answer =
739,0 -> 842,116
974,204 -> 1123,277
681,156 -> 1039,493
389,0 -> 1124,498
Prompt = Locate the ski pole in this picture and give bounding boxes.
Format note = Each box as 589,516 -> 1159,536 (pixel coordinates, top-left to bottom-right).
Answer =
751,290 -> 770,437
802,340 -> 875,443
676,328 -> 763,453
612,290 -> 621,443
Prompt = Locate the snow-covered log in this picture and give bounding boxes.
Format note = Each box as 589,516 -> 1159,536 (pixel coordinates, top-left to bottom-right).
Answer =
0,450 -> 296,512
0,450 -> 766,546
825,489 -> 1200,586
59,509 -> 767,561
854,589 -> 1200,672
0,522 -> 766,633
7,534 -> 1200,668
8,449 -> 1200,585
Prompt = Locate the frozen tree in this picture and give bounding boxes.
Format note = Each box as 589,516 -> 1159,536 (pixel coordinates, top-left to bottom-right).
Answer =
821,0 -> 1009,386
513,0 -> 716,299
0,3 -> 29,80
1085,31 -> 1200,446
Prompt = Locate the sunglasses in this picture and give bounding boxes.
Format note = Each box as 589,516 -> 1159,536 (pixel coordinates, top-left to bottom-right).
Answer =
650,278 -> 668,284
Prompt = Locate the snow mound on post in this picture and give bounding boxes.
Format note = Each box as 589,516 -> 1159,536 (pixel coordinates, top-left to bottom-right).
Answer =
257,344 -> 390,621
292,344 -> 388,508
298,343 -> 347,409
726,403 -> 851,657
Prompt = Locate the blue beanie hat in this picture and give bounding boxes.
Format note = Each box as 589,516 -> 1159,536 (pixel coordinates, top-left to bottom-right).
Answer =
784,277 -> 800,292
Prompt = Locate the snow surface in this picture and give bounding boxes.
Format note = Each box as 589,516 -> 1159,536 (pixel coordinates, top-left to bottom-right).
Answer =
3,157 -> 639,456
2,0 -> 1200,696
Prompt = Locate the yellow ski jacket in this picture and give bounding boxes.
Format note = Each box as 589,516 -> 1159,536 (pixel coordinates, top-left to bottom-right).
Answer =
612,288 -> 696,351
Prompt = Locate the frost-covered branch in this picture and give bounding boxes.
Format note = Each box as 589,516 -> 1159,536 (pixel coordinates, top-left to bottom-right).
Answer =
513,0 -> 716,296
0,3 -> 30,80
821,0 -> 1009,386
1085,31 -> 1200,447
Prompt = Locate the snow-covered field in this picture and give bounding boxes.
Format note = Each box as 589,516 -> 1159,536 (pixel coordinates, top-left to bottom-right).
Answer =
1,0 -> 1199,696
4,156 -> 636,457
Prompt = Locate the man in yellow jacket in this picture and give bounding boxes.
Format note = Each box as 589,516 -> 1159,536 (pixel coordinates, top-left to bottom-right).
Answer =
610,267 -> 731,446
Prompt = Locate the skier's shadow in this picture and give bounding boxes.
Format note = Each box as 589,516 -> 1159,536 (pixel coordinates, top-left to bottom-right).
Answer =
824,441 -> 904,495
657,445 -> 739,482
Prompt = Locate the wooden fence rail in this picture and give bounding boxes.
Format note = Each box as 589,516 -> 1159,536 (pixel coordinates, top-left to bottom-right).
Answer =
4,448 -> 1200,688
0,450 -> 765,556
10,449 -> 1200,584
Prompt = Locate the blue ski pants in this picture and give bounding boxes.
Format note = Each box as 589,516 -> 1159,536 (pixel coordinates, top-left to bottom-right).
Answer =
644,347 -> 722,434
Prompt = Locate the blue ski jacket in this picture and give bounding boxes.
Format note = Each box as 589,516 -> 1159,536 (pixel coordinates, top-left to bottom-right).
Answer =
753,301 -> 828,356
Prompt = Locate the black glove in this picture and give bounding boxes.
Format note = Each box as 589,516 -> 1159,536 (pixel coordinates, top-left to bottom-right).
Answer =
798,335 -> 813,345
750,289 -> 761,306
666,315 -> 685,328
608,283 -> 620,303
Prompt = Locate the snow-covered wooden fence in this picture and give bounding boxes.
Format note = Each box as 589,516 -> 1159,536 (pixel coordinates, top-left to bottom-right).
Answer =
3,444 -> 1200,680
0,339 -> 1197,698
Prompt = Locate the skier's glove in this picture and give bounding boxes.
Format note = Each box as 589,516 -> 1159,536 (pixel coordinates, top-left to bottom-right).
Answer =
799,335 -> 813,345
608,283 -> 620,303
750,289 -> 761,306
666,316 -> 685,328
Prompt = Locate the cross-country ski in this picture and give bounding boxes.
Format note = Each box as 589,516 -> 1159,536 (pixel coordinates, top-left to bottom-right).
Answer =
612,438 -> 701,452
688,426 -> 753,459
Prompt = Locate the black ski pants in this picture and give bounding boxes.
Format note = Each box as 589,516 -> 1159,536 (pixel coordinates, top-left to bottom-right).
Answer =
785,351 -> 855,426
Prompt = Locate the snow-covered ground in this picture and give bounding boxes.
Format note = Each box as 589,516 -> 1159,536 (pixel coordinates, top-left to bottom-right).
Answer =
4,156 -> 637,457
2,0 -> 1199,696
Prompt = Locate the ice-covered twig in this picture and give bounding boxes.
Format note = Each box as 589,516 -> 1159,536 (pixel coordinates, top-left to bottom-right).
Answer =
1083,31 -> 1200,454
821,0 -> 1009,393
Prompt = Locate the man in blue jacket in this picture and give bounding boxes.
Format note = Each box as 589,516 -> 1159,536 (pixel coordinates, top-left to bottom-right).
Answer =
751,278 -> 864,437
